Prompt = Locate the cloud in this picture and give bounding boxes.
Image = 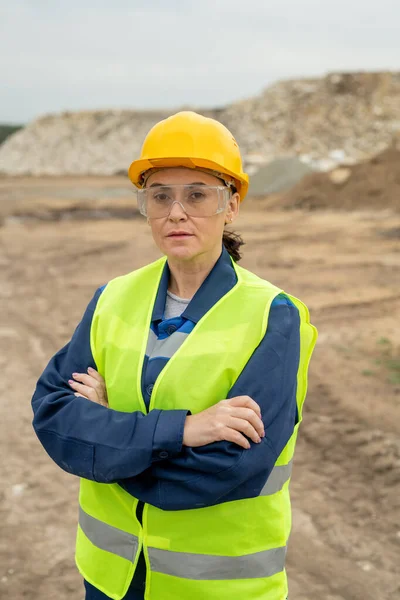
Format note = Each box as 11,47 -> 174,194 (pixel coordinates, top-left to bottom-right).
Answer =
0,0 -> 399,122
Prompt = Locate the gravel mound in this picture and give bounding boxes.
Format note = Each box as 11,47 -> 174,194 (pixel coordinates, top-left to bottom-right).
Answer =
1,71 -> 400,176
248,157 -> 314,196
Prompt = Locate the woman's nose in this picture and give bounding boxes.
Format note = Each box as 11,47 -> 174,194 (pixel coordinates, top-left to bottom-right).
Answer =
168,201 -> 188,221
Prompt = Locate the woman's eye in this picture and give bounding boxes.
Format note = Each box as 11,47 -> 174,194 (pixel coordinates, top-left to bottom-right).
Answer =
153,193 -> 170,203
189,192 -> 206,201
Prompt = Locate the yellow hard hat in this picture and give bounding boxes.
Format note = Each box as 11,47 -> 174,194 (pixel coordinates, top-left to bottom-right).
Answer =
128,111 -> 249,200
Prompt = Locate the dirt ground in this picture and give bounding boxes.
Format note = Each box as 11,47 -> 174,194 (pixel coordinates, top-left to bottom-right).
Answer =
1,177 -> 399,600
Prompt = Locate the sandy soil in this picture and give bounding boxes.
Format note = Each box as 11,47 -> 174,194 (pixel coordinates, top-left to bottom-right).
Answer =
1,177 -> 399,600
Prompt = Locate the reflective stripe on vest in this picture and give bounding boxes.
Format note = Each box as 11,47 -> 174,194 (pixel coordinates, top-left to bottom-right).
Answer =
78,460 -> 291,563
260,460 -> 293,496
79,508 -> 285,581
148,545 -> 287,580
79,507 -> 139,563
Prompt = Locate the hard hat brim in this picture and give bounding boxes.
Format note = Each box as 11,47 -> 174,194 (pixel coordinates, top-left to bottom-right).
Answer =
128,156 -> 248,201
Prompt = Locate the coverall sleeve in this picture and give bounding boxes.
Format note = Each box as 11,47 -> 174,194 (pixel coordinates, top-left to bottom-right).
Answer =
31,287 -> 188,483
118,295 -> 301,510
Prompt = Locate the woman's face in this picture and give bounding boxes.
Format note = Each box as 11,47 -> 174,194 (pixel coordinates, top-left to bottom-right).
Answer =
144,167 -> 240,263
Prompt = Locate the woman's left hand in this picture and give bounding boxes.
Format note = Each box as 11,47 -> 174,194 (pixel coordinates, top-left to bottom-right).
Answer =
68,367 -> 108,407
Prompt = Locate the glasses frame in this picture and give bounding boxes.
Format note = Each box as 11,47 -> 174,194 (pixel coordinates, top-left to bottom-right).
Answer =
135,184 -> 232,219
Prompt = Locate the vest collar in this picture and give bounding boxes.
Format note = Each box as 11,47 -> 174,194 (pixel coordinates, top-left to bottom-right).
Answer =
152,246 -> 237,324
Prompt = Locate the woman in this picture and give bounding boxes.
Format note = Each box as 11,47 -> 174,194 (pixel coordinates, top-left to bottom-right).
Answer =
31,111 -> 318,600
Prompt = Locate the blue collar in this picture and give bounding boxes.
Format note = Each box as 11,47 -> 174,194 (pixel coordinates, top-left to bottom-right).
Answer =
152,246 -> 238,324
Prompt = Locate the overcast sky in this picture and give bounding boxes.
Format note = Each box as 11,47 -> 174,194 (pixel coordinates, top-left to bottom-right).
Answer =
1,0 -> 399,123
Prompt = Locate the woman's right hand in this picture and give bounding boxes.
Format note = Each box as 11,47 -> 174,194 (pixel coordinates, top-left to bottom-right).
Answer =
68,367 -> 108,408
183,396 -> 265,449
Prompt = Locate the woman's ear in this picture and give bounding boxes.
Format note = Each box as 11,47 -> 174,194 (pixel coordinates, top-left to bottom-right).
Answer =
226,192 -> 240,224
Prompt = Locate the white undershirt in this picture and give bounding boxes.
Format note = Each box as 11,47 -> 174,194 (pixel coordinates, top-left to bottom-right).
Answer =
164,290 -> 191,320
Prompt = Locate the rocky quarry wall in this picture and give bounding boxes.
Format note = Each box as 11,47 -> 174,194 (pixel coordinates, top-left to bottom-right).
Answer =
1,71 -> 400,178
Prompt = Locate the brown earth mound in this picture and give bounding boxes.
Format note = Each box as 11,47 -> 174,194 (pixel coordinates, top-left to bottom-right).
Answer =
272,148 -> 400,211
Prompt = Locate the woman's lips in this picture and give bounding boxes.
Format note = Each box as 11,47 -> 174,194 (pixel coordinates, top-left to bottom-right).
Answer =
167,233 -> 193,237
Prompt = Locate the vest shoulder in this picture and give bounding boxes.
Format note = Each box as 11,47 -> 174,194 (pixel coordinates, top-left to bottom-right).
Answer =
234,264 -> 313,314
92,257 -> 167,315
234,263 -> 282,293
102,257 -> 167,290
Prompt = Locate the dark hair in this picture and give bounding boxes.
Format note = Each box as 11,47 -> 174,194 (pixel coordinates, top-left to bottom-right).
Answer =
223,229 -> 245,262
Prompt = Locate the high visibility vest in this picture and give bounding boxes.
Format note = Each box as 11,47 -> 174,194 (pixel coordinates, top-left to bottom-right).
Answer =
75,255 -> 318,600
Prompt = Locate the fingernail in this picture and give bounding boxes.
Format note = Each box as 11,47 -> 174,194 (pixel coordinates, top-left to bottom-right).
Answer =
88,367 -> 94,372
72,373 -> 78,377
261,431 -> 265,437
257,437 -> 261,443
68,379 -> 74,384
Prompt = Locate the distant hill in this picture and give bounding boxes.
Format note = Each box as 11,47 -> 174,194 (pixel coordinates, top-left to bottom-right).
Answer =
0,72 -> 400,175
0,124 -> 23,146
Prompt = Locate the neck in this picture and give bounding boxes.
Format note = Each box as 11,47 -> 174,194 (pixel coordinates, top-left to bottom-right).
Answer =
167,246 -> 222,298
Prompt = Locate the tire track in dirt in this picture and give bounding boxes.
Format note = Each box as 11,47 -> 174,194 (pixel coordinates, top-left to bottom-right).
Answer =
312,294 -> 400,322
287,378 -> 400,600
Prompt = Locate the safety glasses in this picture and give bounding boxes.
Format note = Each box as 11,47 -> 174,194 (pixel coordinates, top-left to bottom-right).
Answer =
135,184 -> 231,219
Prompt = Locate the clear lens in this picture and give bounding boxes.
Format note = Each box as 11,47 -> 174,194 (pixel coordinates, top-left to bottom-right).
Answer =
135,185 -> 230,218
